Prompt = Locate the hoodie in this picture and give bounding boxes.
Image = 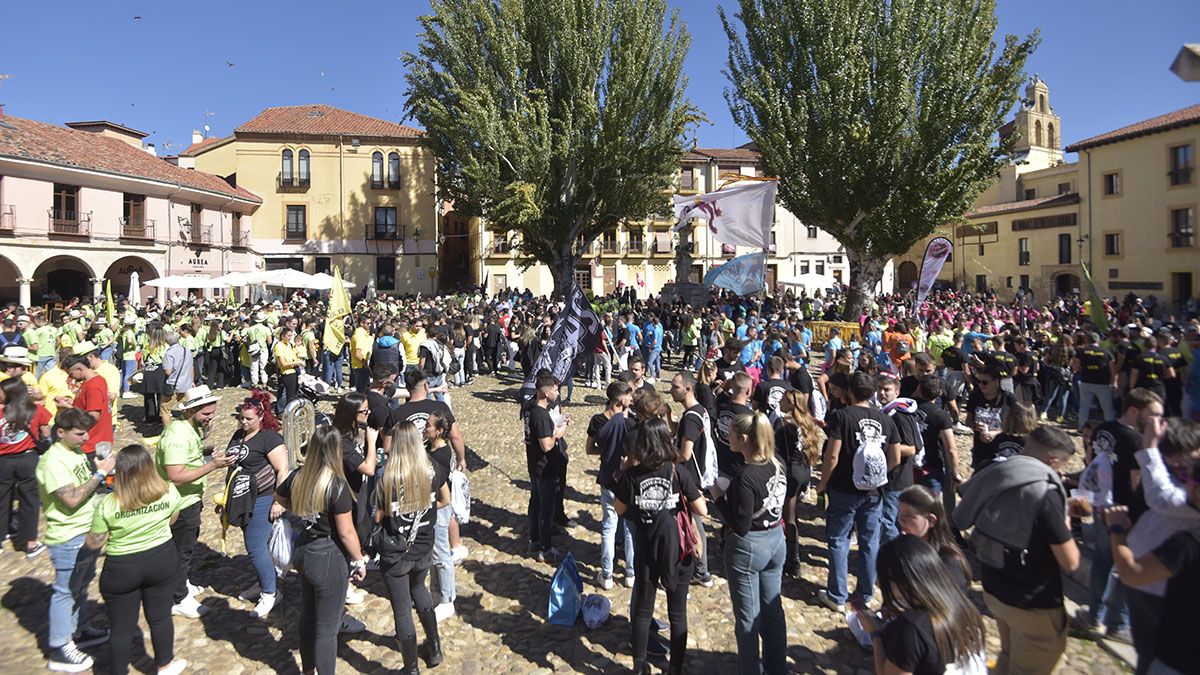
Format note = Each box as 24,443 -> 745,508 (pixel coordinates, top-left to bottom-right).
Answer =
951,455 -> 1066,569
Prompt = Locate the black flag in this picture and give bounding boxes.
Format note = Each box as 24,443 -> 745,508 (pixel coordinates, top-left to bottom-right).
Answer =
519,284 -> 602,406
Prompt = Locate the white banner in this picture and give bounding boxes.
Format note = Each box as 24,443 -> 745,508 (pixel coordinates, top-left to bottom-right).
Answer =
915,237 -> 953,311
672,179 -> 777,249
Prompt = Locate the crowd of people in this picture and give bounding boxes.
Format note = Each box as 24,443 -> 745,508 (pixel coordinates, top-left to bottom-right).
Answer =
0,281 -> 1196,674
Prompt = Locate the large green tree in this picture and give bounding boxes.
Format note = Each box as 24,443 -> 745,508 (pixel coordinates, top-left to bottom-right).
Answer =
404,0 -> 696,298
722,0 -> 1038,317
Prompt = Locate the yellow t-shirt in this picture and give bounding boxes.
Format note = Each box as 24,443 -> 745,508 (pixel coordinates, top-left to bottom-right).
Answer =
400,329 -> 426,366
274,341 -> 298,376
350,328 -> 373,370
38,367 -> 73,418
96,362 -> 121,417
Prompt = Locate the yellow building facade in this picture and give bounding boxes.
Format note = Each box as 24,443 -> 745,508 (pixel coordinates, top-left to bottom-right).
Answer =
896,79 -> 1198,312
182,105 -> 441,294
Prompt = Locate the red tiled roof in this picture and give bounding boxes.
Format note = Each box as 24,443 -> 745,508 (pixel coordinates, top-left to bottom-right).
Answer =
695,147 -> 761,162
235,104 -> 423,138
0,116 -> 260,203
966,192 -> 1079,218
180,135 -> 229,157
1066,103 -> 1200,152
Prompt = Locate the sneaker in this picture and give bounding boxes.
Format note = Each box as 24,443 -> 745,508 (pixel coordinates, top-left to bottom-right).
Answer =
339,614 -> 366,634
594,571 -> 614,590
238,583 -> 262,602
816,590 -> 845,612
185,581 -> 208,598
624,574 -> 636,589
158,659 -> 189,675
345,586 -> 365,605
121,391 -> 138,399
646,632 -> 669,658
171,596 -> 209,619
253,592 -> 277,619
1105,626 -> 1133,645
451,545 -> 468,565
25,542 -> 46,559
47,642 -> 93,672
535,547 -> 562,564
434,602 -> 456,623
72,626 -> 110,648
692,572 -> 714,588
953,422 -> 972,435
1071,607 -> 1101,635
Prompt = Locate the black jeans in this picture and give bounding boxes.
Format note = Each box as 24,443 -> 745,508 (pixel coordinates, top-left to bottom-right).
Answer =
0,451 -> 39,549
278,371 -> 299,412
100,540 -> 177,674
207,349 -> 225,389
382,562 -> 433,642
1127,587 -> 1163,675
528,474 -> 559,552
294,537 -> 349,675
169,501 -> 202,604
351,367 -> 370,394
631,554 -> 689,672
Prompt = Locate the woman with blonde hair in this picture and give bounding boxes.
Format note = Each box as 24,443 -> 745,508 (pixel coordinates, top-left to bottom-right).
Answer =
274,425 -> 368,674
86,444 -> 187,675
774,389 -> 823,578
141,322 -> 169,430
987,400 -> 1038,467
374,422 -> 451,674
715,412 -> 788,674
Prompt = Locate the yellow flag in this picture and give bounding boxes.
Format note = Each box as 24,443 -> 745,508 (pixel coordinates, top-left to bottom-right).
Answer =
227,286 -> 236,306
105,280 -> 115,325
322,266 -> 350,354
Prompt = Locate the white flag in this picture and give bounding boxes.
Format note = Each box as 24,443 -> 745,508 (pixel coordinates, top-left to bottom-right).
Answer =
672,179 -> 777,249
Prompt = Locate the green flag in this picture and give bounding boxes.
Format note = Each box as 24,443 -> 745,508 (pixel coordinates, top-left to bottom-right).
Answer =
1081,261 -> 1109,334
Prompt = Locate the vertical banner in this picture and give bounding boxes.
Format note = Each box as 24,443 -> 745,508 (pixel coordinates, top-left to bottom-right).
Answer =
1081,261 -> 1110,334
519,284 -> 602,405
322,266 -> 350,354
914,237 -> 953,314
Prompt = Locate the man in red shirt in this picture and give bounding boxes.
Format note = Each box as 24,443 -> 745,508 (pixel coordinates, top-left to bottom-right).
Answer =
63,354 -> 113,458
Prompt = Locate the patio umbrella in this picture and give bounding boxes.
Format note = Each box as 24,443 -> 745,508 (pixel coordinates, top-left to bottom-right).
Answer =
309,273 -> 357,290
128,271 -> 140,307
144,274 -> 231,289
259,268 -> 319,288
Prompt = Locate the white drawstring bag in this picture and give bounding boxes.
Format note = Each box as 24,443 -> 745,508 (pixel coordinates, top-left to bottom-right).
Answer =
269,517 -> 299,577
449,469 -> 471,524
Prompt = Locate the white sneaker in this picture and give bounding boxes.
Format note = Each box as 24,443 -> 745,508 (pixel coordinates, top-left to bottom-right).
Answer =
451,545 -> 468,565
252,592 -> 277,618
594,571 -> 614,590
624,574 -> 636,589
186,581 -> 207,598
434,602 -> 456,623
339,614 -> 366,634
345,586 -> 365,605
171,596 -> 209,619
121,391 -> 138,399
158,659 -> 189,675
238,583 -> 262,602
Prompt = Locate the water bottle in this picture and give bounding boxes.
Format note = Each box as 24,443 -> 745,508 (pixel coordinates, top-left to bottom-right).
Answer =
94,442 -> 113,460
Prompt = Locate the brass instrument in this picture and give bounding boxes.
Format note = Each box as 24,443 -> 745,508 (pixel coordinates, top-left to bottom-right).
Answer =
282,398 -> 317,470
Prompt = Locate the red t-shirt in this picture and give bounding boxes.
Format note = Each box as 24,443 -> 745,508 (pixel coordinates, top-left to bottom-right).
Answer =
0,404 -> 51,455
75,375 -> 113,454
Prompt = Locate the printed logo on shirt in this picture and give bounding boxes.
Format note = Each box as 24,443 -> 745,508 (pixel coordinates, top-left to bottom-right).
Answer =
633,476 -> 677,512
228,443 -> 250,463
760,470 -> 787,527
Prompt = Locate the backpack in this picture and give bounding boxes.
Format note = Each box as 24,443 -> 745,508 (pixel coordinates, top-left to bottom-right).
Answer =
850,417 -> 890,491
683,409 -> 718,490
883,397 -> 925,468
0,332 -> 20,350
449,469 -> 471,524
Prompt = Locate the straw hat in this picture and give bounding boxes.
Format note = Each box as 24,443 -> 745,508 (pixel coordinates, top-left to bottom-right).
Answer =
177,385 -> 221,411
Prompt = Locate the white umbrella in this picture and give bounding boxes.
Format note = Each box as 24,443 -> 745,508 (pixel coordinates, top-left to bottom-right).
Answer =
260,268 -> 319,288
144,274 -> 231,289
128,270 -> 140,307
309,273 -> 357,290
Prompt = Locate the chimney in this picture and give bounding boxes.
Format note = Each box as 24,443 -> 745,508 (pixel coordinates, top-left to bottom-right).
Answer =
0,104 -> 5,117
192,129 -> 203,145
144,143 -> 157,157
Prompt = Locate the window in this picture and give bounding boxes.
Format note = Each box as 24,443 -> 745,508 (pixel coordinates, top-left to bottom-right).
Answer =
388,152 -> 400,189
1058,232 -> 1072,264
1038,94 -> 1046,112
574,267 -> 590,291
679,168 -> 695,191
1018,238 -> 1030,266
122,193 -> 145,226
1108,268 -> 1119,279
1170,144 -> 1193,186
1171,207 -> 1195,248
285,205 -> 306,239
373,207 -> 398,239
315,257 -> 331,275
298,149 -> 310,184
601,230 -> 617,253
1057,182 -> 1070,195
493,233 -> 510,253
978,244 -> 985,256
231,213 -> 244,246
975,275 -> 987,293
815,262 -> 825,275
806,225 -> 818,239
1103,172 -> 1120,196
53,183 -> 78,220
371,152 -> 384,189
1005,276 -> 1013,288
832,255 -> 842,263
1048,123 -> 1056,149
1024,188 -> 1036,200
1034,120 -> 1043,147
1011,213 -> 1077,231
1104,233 -> 1120,256
1019,274 -> 1029,290
376,256 -> 395,291
628,228 -> 644,254
799,261 -> 810,275
281,149 -> 294,181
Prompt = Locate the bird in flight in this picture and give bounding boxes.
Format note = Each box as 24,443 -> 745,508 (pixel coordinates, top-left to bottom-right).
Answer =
226,61 -> 236,68
133,15 -> 142,20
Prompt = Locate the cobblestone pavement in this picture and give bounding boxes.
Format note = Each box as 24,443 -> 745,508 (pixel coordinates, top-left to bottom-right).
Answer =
0,372 -> 1130,673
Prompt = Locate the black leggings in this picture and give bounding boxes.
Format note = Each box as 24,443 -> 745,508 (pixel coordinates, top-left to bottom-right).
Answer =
382,562 -> 433,642
630,556 -> 690,672
0,451 -> 39,549
100,540 -> 177,675
295,538 -> 349,675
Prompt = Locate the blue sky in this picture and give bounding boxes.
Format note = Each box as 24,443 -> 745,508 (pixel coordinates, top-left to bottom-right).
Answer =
2,1 -> 1196,158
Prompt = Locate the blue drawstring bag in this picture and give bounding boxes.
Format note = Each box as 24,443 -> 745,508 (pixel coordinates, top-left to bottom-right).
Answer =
547,552 -> 583,626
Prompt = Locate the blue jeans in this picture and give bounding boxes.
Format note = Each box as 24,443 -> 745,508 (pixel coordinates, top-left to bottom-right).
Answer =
1041,381 -> 1071,420
599,487 -> 634,578
322,349 -> 343,387
825,489 -> 883,604
880,489 -> 901,544
1087,519 -> 1128,631
48,532 -> 98,649
528,474 -> 559,552
99,346 -> 115,363
919,469 -> 944,496
648,348 -> 663,380
242,493 -> 277,595
430,505 -> 456,605
36,355 -> 56,381
121,359 -> 137,393
428,374 -> 448,405
724,526 -> 788,675
1078,381 -> 1115,430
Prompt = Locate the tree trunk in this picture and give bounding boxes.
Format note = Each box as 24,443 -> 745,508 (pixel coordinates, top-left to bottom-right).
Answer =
842,248 -> 887,320
549,250 -> 577,300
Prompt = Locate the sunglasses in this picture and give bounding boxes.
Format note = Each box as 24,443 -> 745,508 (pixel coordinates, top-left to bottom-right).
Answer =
977,379 -> 996,386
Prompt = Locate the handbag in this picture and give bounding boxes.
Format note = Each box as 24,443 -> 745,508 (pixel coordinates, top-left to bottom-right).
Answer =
673,465 -> 700,562
370,507 -> 428,562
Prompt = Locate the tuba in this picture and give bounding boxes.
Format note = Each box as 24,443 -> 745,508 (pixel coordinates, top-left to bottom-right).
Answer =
282,398 -> 316,470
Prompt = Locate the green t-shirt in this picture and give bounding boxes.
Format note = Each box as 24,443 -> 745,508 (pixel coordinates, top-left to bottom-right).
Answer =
95,326 -> 115,348
156,420 -> 206,508
36,442 -> 98,545
119,330 -> 140,361
35,325 -> 60,359
248,324 -> 271,347
91,484 -> 182,556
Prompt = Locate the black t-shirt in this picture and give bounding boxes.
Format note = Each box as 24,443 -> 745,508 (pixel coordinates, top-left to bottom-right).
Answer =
714,357 -> 745,383
824,405 -> 900,495
1152,528 -> 1200,673
676,404 -> 710,485
1076,346 -> 1113,385
226,428 -> 284,495
724,461 -> 786,536
1161,347 -> 1186,382
1131,351 -> 1170,397
789,366 -> 814,395
524,404 -> 562,478
752,378 -> 792,419
980,490 -> 1072,608
715,401 -> 754,474
695,382 -> 717,421
587,412 -> 608,441
885,410 -> 921,491
614,461 -> 700,529
941,347 -> 965,371
980,350 -> 1016,378
1093,419 -> 1148,520
387,398 -> 456,440
276,471 -> 353,548
366,390 -> 392,432
375,461 -> 449,562
595,413 -> 627,490
915,399 -> 953,475
1116,342 -> 1140,373
881,609 -> 945,675
991,433 -> 1026,465
341,435 -> 369,502
967,389 -> 1014,469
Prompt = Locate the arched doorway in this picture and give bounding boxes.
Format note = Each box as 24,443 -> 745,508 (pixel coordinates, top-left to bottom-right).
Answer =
33,256 -> 94,304
438,211 -> 473,292
105,256 -> 160,306
0,255 -> 20,305
1055,273 -> 1080,297
896,261 -> 918,292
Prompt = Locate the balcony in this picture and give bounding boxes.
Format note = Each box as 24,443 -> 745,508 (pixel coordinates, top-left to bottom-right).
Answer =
0,205 -> 14,235
627,239 -> 645,256
231,228 -> 249,249
277,173 -> 311,191
365,223 -> 401,240
119,217 -> 155,241
283,227 -> 307,242
1170,232 -> 1195,248
1168,167 -> 1193,186
48,209 -> 91,237
188,223 -> 212,245
599,239 -> 620,256
370,177 -> 385,190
